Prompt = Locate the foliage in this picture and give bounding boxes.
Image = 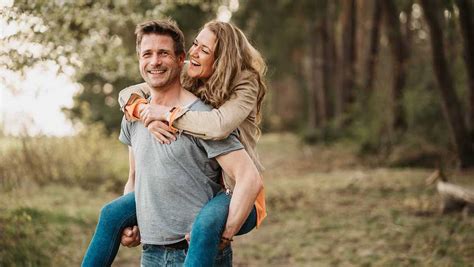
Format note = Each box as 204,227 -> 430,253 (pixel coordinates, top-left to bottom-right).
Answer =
0,124 -> 128,192
1,134 -> 473,265
4,0 -> 220,133
0,207 -> 73,266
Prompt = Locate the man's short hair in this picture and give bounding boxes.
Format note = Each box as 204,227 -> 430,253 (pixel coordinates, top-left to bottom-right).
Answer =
135,19 -> 185,56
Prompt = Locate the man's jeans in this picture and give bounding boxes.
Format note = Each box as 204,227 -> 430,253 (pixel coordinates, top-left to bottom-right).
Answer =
141,244 -> 233,267
82,191 -> 257,267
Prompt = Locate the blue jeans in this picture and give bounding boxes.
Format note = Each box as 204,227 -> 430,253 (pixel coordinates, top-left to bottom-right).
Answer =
141,243 -> 232,267
82,191 -> 257,266
82,192 -> 137,267
184,191 -> 257,267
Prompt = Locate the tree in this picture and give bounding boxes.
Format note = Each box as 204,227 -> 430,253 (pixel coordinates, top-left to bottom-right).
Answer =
381,0 -> 409,132
363,0 -> 382,94
420,0 -> 474,167
455,0 -> 474,132
5,1 -> 217,133
336,0 -> 357,124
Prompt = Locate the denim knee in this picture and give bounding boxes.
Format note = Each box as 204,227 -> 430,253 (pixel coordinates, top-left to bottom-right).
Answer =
99,201 -> 121,224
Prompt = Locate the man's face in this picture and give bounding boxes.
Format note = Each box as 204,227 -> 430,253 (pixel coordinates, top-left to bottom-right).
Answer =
138,34 -> 184,90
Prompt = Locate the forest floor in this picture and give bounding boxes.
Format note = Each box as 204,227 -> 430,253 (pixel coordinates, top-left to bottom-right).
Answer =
1,133 -> 473,266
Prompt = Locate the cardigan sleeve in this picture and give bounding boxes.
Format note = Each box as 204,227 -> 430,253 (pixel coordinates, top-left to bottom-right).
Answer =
172,73 -> 259,140
117,83 -> 150,121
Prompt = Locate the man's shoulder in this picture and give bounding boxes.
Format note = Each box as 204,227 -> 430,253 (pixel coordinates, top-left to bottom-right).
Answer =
188,99 -> 213,112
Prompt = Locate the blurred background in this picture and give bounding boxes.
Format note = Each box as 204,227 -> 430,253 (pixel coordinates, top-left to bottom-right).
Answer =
1,0 -> 473,266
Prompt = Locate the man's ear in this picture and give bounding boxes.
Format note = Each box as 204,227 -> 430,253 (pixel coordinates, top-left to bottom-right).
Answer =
178,53 -> 185,66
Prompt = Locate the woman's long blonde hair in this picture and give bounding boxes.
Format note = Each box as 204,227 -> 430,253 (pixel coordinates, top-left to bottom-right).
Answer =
183,21 -> 267,124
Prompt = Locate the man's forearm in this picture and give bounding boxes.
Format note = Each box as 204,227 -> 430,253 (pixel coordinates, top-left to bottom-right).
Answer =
123,179 -> 135,195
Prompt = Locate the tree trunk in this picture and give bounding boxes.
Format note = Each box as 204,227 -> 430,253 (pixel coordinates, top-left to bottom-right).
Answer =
364,0 -> 382,93
323,0 -> 338,120
341,0 -> 357,111
420,0 -> 474,168
381,0 -> 408,132
455,0 -> 474,132
306,20 -> 318,133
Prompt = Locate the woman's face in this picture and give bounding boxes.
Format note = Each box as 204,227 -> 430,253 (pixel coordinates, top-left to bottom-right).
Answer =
187,27 -> 217,80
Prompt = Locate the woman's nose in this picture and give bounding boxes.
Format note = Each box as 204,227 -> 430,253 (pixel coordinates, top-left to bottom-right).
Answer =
189,46 -> 198,58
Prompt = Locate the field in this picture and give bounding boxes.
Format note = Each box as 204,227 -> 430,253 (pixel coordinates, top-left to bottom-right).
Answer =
1,133 -> 473,266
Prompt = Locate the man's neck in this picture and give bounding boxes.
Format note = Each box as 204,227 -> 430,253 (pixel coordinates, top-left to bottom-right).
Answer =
149,80 -> 192,107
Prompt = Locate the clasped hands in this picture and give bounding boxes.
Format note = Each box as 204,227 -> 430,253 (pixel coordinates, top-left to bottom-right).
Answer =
138,103 -> 177,144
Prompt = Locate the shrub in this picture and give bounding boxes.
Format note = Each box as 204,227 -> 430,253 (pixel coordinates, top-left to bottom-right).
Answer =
0,124 -> 128,192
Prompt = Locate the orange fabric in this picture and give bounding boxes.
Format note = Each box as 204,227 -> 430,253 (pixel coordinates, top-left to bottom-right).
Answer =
167,107 -> 181,133
254,184 -> 267,228
125,98 -> 148,120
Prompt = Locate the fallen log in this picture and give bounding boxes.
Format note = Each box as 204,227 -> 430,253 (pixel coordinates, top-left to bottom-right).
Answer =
427,170 -> 474,214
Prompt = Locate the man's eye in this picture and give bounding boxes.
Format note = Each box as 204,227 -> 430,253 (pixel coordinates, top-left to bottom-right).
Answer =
192,41 -> 198,46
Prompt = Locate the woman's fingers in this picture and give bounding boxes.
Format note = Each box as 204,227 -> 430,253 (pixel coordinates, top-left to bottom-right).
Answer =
148,121 -> 177,144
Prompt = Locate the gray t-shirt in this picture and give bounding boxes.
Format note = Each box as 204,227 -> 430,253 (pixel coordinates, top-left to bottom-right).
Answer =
119,99 -> 243,245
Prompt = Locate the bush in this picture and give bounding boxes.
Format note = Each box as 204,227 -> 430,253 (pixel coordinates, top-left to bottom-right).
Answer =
0,207 -> 68,266
0,124 -> 128,192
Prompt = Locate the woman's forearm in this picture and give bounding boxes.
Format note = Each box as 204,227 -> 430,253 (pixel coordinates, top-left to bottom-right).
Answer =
222,172 -> 262,238
173,77 -> 259,140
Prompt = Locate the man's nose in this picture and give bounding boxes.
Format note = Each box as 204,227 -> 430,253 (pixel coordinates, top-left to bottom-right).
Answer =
150,54 -> 162,66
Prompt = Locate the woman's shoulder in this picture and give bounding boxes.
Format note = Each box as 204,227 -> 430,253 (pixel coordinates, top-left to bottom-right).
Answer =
232,70 -> 259,93
237,69 -> 258,81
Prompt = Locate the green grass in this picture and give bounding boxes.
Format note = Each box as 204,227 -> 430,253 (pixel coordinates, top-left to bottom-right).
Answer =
1,133 -> 473,266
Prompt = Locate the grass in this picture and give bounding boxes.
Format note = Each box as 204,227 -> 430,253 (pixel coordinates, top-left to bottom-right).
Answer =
1,133 -> 473,266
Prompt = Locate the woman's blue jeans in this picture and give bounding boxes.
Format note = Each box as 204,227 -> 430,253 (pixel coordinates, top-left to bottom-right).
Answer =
81,191 -> 257,266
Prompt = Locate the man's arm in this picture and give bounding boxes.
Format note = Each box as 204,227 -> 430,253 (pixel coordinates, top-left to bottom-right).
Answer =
216,149 -> 263,240
121,146 -> 140,247
123,146 -> 135,194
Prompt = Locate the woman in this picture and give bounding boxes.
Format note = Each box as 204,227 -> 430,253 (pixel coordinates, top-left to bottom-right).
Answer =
82,21 -> 267,266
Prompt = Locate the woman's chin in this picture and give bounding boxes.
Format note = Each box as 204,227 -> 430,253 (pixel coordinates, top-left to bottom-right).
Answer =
187,70 -> 199,79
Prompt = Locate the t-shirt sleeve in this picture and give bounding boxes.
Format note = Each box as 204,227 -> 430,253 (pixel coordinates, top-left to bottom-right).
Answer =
119,116 -> 132,146
196,130 -> 244,159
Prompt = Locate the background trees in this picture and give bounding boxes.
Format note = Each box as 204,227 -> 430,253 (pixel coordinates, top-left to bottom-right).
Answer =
3,0 -> 473,167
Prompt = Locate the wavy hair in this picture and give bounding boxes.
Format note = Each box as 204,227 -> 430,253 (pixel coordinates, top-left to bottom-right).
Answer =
183,21 -> 267,124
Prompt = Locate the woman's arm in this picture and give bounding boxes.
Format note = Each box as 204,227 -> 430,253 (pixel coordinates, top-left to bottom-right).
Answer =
118,83 -> 150,121
173,76 -> 259,140
123,147 -> 135,195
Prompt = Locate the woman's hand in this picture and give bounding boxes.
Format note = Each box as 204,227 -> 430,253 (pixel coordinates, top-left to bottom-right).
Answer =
147,120 -> 177,144
139,103 -> 169,127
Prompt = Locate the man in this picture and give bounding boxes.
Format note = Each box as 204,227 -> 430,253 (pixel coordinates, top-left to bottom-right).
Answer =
119,19 -> 262,266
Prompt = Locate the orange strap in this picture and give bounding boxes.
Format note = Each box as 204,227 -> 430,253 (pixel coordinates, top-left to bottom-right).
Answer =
125,98 -> 148,120
255,186 -> 267,228
167,107 -> 181,133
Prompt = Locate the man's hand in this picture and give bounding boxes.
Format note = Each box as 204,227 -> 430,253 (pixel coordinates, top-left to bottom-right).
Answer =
218,236 -> 232,251
139,103 -> 168,127
121,225 -> 141,247
184,233 -> 191,244
147,121 -> 177,144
